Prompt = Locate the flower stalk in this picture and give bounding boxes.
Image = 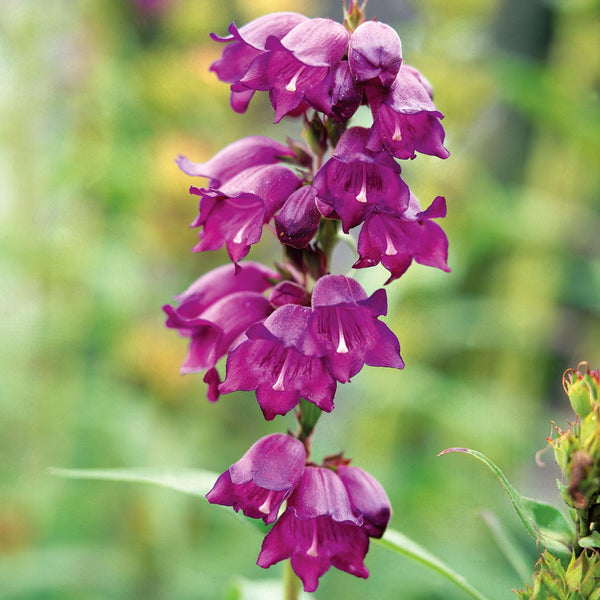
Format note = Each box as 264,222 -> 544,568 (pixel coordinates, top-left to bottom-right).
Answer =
284,559 -> 302,600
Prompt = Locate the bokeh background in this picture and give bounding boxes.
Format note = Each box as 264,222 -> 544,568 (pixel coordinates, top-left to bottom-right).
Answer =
1,0 -> 599,598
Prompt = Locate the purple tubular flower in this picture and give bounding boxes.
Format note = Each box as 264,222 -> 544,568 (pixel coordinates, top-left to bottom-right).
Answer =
189,187 -> 264,263
348,21 -> 402,88
241,18 -> 349,122
403,63 -> 434,98
337,465 -> 391,539
305,275 -> 404,382
210,12 -> 309,113
189,164 -> 302,263
274,185 -> 321,249
330,61 -> 363,122
163,262 -> 277,399
313,127 -> 410,232
268,281 -> 310,308
168,261 -> 277,311
206,433 -> 306,524
366,65 -> 449,160
219,304 -> 337,420
354,195 -> 450,283
257,466 -> 368,592
176,136 -> 295,188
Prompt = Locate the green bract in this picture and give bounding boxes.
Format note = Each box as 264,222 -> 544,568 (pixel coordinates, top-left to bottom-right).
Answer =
516,551 -> 600,600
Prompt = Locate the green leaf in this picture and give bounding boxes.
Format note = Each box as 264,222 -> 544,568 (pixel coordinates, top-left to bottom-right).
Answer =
375,528 -> 490,600
439,448 -> 575,558
48,466 -> 270,534
48,466 -> 216,496
578,531 -> 600,549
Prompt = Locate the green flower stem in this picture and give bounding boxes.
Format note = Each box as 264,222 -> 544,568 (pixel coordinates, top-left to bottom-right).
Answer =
315,218 -> 340,267
297,399 -> 323,456
284,559 -> 301,600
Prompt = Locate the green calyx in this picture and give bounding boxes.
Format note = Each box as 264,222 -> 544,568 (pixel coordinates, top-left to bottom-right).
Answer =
342,0 -> 368,32
297,398 -> 323,446
515,550 -> 600,599
549,364 -> 600,536
563,363 -> 600,419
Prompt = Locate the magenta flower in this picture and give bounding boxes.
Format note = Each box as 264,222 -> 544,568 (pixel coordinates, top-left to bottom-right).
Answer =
366,64 -> 449,160
274,185 -> 321,249
189,164 -> 302,264
176,136 -> 295,188
314,127 -> 410,232
241,18 -> 349,122
330,61 -> 362,122
305,274 -> 404,383
206,433 -> 306,524
219,304 -> 337,420
257,466 -> 369,592
163,262 -> 277,400
337,465 -> 391,539
268,280 -> 310,308
348,21 -> 402,88
354,194 -> 450,283
210,12 -> 309,112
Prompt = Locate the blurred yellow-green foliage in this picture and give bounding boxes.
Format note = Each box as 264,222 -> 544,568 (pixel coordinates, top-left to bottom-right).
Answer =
1,0 -> 599,598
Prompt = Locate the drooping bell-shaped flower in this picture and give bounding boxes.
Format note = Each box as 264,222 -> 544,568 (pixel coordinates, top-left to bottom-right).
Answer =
274,185 -> 321,249
336,465 -> 391,539
210,12 -> 309,113
330,61 -> 362,122
305,274 -> 404,383
348,21 -> 402,88
314,127 -> 409,232
206,433 -> 306,524
189,164 -> 302,264
354,194 -> 450,283
257,466 -> 369,592
163,262 -> 277,400
219,304 -> 337,420
366,64 -> 449,160
176,136 -> 295,189
241,18 -> 349,122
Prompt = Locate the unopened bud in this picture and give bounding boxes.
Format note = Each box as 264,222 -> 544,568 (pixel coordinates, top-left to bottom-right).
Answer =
342,0 -> 368,32
563,363 -> 599,418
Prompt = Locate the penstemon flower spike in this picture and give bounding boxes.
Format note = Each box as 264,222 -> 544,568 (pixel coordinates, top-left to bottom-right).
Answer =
165,0 -> 450,592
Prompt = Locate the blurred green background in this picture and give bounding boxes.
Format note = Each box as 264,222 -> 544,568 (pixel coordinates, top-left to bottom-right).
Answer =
1,0 -> 599,598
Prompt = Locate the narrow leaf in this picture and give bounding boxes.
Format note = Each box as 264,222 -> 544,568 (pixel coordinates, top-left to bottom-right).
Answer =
439,448 -> 575,558
48,466 -> 216,497
48,466 -> 270,533
375,528 -> 490,600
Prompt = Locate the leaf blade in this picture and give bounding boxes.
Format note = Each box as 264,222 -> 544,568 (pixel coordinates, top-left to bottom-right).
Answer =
439,448 -> 574,557
48,466 -> 216,497
49,466 -> 272,534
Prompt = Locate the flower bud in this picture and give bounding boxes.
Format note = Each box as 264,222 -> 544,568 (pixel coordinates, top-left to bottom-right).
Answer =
563,363 -> 600,419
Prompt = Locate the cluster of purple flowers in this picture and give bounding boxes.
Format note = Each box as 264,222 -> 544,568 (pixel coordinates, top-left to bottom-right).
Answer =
164,263 -> 403,419
164,1 -> 449,591
206,434 -> 390,591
